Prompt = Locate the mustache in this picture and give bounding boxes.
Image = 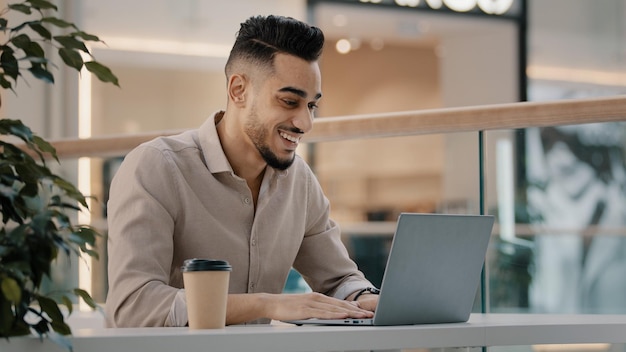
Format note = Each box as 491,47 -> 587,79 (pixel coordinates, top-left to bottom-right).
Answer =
281,126 -> 305,134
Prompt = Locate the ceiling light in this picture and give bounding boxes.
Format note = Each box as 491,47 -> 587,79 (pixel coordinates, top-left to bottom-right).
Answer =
444,0 -> 476,12
477,0 -> 513,14
395,0 -> 420,7
336,39 -> 351,54
425,0 -> 444,8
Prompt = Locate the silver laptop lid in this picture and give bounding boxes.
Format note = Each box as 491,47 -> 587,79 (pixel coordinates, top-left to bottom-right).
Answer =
372,213 -> 494,325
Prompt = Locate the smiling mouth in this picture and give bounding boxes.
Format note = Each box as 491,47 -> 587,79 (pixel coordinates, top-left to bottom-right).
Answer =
279,131 -> 300,144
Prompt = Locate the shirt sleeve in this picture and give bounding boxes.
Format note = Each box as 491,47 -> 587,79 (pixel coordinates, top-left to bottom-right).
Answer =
166,290 -> 189,327
105,145 -> 183,327
292,164 -> 374,299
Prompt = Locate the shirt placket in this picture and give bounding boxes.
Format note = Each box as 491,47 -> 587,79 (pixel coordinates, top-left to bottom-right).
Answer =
246,171 -> 274,293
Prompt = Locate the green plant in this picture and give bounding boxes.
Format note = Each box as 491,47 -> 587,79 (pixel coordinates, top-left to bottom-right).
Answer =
0,0 -> 119,90
0,0 -> 118,349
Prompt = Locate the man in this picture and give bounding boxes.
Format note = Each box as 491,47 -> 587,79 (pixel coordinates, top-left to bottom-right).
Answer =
105,15 -> 378,327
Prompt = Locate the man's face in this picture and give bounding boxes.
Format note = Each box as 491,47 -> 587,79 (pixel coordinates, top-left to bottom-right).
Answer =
243,53 -> 322,170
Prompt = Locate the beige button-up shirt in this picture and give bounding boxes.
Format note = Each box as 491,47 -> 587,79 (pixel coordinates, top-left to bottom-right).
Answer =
105,112 -> 371,327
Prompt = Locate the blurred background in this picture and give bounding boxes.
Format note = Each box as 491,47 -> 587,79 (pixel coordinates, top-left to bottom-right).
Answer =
2,0 -> 626,325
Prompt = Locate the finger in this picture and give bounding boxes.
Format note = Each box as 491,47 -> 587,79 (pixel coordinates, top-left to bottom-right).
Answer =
305,295 -> 374,318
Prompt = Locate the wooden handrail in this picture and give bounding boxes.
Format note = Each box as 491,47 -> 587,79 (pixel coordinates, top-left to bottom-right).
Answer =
42,95 -> 626,159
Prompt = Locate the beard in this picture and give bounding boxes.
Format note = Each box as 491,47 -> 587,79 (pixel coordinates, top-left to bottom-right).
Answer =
244,109 -> 296,171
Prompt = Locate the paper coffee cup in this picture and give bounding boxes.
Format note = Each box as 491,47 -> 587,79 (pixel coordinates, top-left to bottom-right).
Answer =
182,258 -> 231,329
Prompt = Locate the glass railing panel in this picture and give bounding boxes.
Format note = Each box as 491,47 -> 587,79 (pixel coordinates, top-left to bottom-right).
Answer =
484,122 -> 626,314
33,155 -> 112,305
489,344 -> 626,352
309,131 -> 483,302
48,120 -> 626,316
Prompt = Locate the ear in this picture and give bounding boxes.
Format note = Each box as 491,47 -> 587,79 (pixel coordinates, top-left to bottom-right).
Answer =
228,74 -> 248,107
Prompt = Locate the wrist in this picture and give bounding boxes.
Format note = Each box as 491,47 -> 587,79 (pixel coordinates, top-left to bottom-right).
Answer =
352,287 -> 380,301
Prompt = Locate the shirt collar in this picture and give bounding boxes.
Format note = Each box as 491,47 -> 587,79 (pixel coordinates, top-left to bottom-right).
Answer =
198,110 -> 289,178
198,111 -> 232,174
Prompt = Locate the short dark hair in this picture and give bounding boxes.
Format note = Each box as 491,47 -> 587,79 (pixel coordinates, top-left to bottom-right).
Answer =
225,15 -> 324,76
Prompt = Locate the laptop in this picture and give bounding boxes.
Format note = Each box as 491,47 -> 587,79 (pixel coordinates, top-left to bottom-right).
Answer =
285,212 -> 494,326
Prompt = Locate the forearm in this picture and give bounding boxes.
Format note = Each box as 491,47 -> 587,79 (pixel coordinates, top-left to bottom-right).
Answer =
226,293 -> 271,325
106,281 -> 179,327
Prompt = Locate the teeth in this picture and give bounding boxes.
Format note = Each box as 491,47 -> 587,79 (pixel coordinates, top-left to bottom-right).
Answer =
280,132 -> 299,143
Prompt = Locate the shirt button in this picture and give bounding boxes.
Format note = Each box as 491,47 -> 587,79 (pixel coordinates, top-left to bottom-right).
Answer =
249,282 -> 255,290
243,197 -> 251,204
251,238 -> 257,246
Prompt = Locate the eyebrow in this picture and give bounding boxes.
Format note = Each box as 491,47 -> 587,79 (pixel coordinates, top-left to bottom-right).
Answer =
279,86 -> 322,100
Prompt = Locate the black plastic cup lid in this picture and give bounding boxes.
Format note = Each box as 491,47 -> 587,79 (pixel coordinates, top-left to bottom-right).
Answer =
182,258 -> 232,272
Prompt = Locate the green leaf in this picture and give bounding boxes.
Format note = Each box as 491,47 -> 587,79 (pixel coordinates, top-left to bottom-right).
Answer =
32,135 -> 58,161
22,41 -> 46,59
15,162 -> 49,184
53,35 -> 89,53
70,226 -> 99,259
1,277 -> 22,303
4,118 -> 34,142
85,61 -> 119,87
49,200 -> 81,212
82,248 -> 99,260
0,18 -> 8,30
1,49 -> 19,81
0,182 -> 18,200
26,0 -> 58,11
41,17 -> 75,29
1,261 -> 30,281
0,301 -> 11,335
61,295 -> 73,315
0,74 -> 17,90
71,31 -> 100,42
8,4 -> 32,15
37,295 -> 64,321
73,288 -> 97,310
0,44 -> 14,55
52,176 -> 87,207
20,182 -> 41,197
28,64 -> 54,83
28,23 -> 52,40
11,20 -> 32,33
58,48 -> 83,71
11,34 -> 47,64
10,34 -> 32,50
50,320 -> 72,335
32,317 -> 51,336
0,120 -> 55,162
0,245 -> 11,257
19,56 -> 49,64
69,227 -> 96,246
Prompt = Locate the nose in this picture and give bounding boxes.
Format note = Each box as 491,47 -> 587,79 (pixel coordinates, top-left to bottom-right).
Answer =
292,107 -> 314,134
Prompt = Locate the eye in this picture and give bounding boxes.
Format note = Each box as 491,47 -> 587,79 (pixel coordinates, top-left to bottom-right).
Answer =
308,103 -> 319,111
282,99 -> 298,107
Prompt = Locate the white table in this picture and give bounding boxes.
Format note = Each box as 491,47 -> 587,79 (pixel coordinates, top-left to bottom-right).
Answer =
3,314 -> 626,352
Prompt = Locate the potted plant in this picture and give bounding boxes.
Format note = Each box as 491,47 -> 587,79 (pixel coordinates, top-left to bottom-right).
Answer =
0,0 -> 118,349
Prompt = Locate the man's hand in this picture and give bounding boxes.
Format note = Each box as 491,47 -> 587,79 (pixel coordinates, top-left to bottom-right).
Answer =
264,292 -> 374,320
354,292 -> 378,312
226,292 -> 373,325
